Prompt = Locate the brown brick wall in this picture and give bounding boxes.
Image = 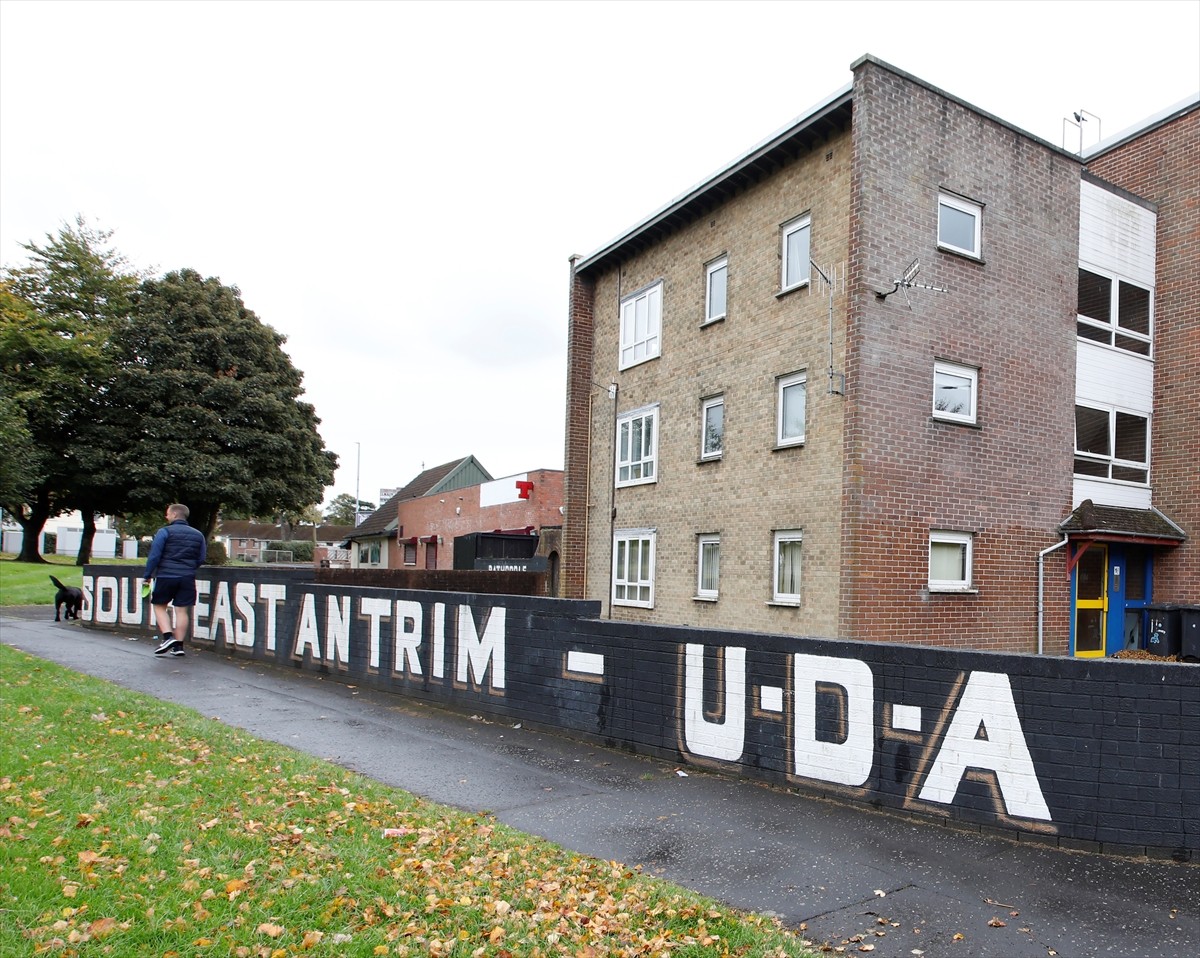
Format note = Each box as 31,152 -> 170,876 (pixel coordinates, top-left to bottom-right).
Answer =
562,263 -> 596,598
574,125 -> 853,634
1086,108 -> 1200,602
842,60 -> 1082,652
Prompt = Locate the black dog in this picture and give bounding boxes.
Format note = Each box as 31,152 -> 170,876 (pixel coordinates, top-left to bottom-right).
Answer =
50,575 -> 83,622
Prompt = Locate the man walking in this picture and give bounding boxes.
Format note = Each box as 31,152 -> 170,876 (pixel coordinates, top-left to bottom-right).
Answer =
143,503 -> 207,657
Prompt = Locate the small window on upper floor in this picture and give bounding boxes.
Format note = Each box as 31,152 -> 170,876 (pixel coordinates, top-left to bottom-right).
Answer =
780,215 -> 811,292
776,371 -> 806,448
933,360 -> 978,425
700,395 -> 724,460
938,192 -> 982,258
773,530 -> 803,604
619,281 -> 662,370
1077,267 -> 1152,356
705,256 -> 728,324
616,404 -> 659,487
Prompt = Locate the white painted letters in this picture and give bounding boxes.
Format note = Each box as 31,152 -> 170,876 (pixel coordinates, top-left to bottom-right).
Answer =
793,653 -> 875,787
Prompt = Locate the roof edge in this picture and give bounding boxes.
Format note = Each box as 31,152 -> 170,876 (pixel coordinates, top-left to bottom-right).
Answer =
1084,92 -> 1200,161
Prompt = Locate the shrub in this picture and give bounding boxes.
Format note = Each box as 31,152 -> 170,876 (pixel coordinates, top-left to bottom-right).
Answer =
267,540 -> 314,562
205,540 -> 228,566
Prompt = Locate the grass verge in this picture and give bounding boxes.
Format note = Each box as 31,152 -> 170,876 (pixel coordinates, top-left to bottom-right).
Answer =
0,645 -> 814,957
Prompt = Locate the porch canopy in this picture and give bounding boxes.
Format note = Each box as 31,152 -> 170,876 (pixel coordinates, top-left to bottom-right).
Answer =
1060,499 -> 1187,572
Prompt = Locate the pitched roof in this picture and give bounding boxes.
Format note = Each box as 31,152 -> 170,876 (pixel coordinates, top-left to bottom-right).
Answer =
1060,500 -> 1187,543
343,456 -> 493,542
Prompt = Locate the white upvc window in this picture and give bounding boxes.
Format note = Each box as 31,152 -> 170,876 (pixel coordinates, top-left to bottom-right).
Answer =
937,192 -> 982,258
933,360 -> 978,424
705,256 -> 728,324
929,530 -> 973,592
780,215 -> 811,292
700,395 -> 724,460
776,371 -> 806,447
619,281 -> 662,370
1077,267 -> 1152,356
1074,403 -> 1149,484
613,529 -> 655,608
615,404 -> 659,487
773,530 -> 803,604
697,534 -> 720,600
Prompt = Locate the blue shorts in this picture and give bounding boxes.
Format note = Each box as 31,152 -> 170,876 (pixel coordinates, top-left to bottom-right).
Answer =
150,577 -> 198,608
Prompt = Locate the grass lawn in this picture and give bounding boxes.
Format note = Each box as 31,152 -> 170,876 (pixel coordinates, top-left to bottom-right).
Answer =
0,646 -> 816,957
0,553 -> 141,607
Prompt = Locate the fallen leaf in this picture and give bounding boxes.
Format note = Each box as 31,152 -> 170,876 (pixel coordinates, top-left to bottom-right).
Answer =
988,918 -> 1007,928
953,933 -> 965,941
257,923 -> 285,938
873,889 -> 886,897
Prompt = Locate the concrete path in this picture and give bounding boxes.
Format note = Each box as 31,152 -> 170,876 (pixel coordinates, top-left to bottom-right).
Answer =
3,608 -> 1196,958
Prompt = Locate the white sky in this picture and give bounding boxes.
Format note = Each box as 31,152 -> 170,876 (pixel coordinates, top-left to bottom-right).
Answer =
2,0 -> 1197,511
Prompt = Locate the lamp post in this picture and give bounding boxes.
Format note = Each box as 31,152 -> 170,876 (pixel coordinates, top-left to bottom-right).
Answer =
355,442 -> 361,526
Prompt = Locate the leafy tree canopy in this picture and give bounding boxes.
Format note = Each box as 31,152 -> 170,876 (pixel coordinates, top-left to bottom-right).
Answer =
103,269 -> 337,537
325,492 -> 377,525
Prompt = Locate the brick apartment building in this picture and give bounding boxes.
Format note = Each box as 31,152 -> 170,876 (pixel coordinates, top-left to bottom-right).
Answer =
562,54 -> 1197,655
344,456 -> 564,576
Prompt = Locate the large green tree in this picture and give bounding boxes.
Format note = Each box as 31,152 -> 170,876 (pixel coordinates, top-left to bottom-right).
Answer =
324,492 -> 376,525
101,269 -> 337,537
0,216 -> 142,563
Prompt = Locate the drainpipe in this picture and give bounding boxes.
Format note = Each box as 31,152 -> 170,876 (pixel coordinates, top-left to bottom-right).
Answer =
1038,536 -> 1070,655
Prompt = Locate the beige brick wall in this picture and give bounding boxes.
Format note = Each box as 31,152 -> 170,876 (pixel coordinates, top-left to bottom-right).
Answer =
582,127 -> 853,636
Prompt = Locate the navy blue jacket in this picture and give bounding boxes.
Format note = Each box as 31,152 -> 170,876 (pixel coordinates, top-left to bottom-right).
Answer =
144,519 -> 207,579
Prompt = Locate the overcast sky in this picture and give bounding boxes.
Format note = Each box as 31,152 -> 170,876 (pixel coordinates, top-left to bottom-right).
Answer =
2,0 -> 1197,512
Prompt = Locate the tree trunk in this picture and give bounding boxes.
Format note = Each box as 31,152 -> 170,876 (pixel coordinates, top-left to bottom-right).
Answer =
13,492 -> 52,563
76,509 -> 97,566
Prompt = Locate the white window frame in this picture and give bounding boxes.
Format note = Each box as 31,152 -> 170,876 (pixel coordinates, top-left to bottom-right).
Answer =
780,215 -> 811,292
1074,402 -> 1150,485
937,192 -> 982,258
613,529 -> 656,608
615,404 -> 659,488
773,530 -> 803,604
697,534 -> 720,600
1077,266 -> 1153,356
705,256 -> 728,324
932,360 -> 978,424
776,371 -> 806,447
619,281 -> 662,370
700,395 -> 724,460
929,530 -> 973,592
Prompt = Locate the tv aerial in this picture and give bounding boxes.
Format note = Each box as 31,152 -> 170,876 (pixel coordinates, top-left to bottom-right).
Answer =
875,259 -> 946,308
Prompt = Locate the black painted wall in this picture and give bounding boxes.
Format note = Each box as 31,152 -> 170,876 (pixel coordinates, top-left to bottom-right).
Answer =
83,565 -> 1198,859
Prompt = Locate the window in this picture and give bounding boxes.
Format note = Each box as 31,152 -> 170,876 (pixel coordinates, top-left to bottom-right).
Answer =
929,531 -> 973,591
619,281 -> 662,370
773,530 -> 803,603
705,256 -> 727,324
403,541 -> 417,565
776,372 -> 806,447
1077,268 -> 1152,356
780,215 -> 811,291
700,395 -> 724,460
933,360 -> 978,424
616,405 -> 659,487
937,192 -> 982,258
1075,404 -> 1149,483
697,535 -> 720,599
613,530 -> 655,608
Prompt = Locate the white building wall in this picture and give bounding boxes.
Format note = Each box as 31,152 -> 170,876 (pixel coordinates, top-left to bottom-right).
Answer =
1074,179 -> 1156,510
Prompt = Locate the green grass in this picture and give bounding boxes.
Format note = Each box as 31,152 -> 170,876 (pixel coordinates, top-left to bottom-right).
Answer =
0,645 -> 815,957
0,553 -> 142,606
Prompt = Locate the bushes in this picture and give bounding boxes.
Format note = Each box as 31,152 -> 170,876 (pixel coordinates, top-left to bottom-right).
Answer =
267,540 -> 314,562
205,540 -> 228,566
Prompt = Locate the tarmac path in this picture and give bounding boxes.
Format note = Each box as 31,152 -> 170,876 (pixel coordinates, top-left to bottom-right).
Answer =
2,609 -> 1196,958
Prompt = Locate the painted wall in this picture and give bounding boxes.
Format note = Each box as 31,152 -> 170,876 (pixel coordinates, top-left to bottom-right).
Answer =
82,564 -> 1198,860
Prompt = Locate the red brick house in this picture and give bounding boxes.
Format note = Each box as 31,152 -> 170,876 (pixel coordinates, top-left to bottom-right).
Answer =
343,456 -> 564,578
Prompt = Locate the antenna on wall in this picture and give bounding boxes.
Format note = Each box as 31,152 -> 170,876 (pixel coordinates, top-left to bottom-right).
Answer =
810,259 -> 845,395
874,259 -> 946,308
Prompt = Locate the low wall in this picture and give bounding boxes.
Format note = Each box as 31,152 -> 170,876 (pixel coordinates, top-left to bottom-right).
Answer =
82,565 -> 1198,860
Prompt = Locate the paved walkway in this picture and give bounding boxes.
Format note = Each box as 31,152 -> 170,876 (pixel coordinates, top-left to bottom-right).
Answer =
3,608 -> 1196,958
